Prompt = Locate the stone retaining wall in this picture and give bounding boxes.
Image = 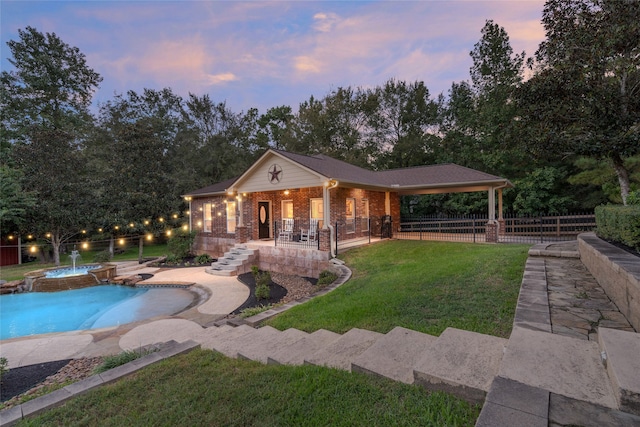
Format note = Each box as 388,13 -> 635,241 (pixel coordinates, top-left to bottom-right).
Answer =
249,245 -> 331,278
578,233 -> 640,331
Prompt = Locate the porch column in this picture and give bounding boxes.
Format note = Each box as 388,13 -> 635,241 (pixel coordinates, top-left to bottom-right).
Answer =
498,188 -> 503,220
385,192 -> 391,216
323,185 -> 331,229
488,187 -> 496,221
486,187 -> 498,242
237,195 -> 244,227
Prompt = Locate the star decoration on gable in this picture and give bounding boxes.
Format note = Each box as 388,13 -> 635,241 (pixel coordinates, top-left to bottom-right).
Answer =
268,164 -> 283,184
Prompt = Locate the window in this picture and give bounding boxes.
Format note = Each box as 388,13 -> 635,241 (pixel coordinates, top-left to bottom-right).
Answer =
346,198 -> 355,233
282,200 -> 294,219
362,199 -> 369,231
226,201 -> 236,233
310,198 -> 323,219
203,203 -> 212,232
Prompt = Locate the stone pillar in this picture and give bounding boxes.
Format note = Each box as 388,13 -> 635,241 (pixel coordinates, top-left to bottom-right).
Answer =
486,220 -> 499,243
235,226 -> 249,244
498,219 -> 506,236
319,228 -> 331,252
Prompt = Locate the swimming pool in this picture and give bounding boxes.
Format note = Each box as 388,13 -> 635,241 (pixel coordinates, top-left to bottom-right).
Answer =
0,285 -> 196,340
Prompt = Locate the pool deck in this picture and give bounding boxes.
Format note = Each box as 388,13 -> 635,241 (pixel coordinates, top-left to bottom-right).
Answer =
0,265 -> 249,369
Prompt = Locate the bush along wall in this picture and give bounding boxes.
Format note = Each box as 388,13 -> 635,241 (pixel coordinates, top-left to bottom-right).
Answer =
595,205 -> 640,252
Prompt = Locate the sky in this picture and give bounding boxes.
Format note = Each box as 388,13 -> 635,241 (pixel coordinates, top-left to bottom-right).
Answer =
1,0 -> 547,114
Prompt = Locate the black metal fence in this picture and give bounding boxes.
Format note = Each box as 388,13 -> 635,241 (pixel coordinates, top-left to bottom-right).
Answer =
274,218 -> 321,249
395,213 -> 596,244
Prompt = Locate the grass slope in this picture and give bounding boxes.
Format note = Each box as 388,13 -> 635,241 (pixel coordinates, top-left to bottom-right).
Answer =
20,349 -> 479,427
266,241 -> 530,337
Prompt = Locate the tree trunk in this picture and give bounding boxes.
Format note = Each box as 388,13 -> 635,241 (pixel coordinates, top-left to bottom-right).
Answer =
109,236 -> 115,256
611,153 -> 631,205
138,236 -> 144,263
51,234 -> 61,266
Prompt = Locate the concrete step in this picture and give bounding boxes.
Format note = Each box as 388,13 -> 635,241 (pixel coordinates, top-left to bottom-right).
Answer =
222,325 -> 282,359
237,328 -> 309,363
195,324 -> 237,347
599,328 -> 640,416
205,266 -> 237,276
199,324 -> 258,356
499,326 -> 617,409
267,329 -> 341,366
215,258 -> 245,266
304,328 -> 383,371
351,326 -> 437,384
413,327 -> 508,404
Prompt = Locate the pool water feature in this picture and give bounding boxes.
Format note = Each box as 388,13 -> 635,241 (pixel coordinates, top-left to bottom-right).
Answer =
44,265 -> 97,278
0,285 -> 195,340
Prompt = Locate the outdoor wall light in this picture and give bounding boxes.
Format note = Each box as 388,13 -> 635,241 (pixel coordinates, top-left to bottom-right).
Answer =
197,220 -> 202,227
284,189 -> 290,196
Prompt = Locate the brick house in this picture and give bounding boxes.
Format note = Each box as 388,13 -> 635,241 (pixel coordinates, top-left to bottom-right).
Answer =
184,149 -> 512,277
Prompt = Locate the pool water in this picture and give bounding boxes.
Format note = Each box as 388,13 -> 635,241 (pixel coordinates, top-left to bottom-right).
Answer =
0,285 -> 195,340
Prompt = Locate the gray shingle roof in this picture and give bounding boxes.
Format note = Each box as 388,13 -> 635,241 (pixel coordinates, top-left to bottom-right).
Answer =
185,149 -> 511,196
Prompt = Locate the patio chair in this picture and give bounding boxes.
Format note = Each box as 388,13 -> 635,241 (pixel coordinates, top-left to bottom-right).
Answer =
279,218 -> 294,241
300,218 -> 319,242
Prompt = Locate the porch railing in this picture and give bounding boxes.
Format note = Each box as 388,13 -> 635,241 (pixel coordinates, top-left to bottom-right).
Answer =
274,218 -> 321,249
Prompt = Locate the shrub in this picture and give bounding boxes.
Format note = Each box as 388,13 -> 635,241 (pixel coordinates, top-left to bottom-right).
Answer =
318,270 -> 338,287
595,205 -> 640,251
164,254 -> 181,265
252,266 -> 271,300
94,349 -> 156,374
167,230 -> 196,259
0,357 -> 8,380
93,250 -> 112,263
628,191 -> 640,206
239,304 -> 274,318
195,254 -> 212,264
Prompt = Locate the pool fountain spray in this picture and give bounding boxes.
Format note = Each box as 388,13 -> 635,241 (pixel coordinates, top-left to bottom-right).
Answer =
70,248 -> 81,274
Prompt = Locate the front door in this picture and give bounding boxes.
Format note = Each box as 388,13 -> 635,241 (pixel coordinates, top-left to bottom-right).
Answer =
258,201 -> 270,239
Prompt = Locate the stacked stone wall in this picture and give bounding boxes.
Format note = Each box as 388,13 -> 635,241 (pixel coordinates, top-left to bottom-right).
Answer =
250,245 -> 331,278
578,233 -> 640,331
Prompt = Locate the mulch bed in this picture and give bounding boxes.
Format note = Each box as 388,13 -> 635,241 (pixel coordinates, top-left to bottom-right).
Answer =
232,272 -> 288,314
1,360 -> 70,402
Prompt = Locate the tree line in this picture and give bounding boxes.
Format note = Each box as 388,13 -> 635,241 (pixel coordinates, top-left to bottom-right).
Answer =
1,0 -> 639,264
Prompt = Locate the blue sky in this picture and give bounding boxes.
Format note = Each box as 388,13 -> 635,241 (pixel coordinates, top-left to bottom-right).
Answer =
1,1 -> 546,114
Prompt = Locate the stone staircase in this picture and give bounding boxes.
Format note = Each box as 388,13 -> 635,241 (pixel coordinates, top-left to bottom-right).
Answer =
187,321 -> 640,426
205,245 -> 258,276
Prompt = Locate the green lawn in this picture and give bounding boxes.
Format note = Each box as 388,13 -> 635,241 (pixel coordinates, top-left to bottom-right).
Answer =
0,244 -> 169,282
267,240 -> 530,338
18,349 -> 480,427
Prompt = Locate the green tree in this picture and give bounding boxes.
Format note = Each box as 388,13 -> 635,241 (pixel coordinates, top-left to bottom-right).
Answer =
0,165 -> 36,232
1,27 -> 102,264
520,0 -> 640,204
88,89 -> 184,256
371,79 -> 440,169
